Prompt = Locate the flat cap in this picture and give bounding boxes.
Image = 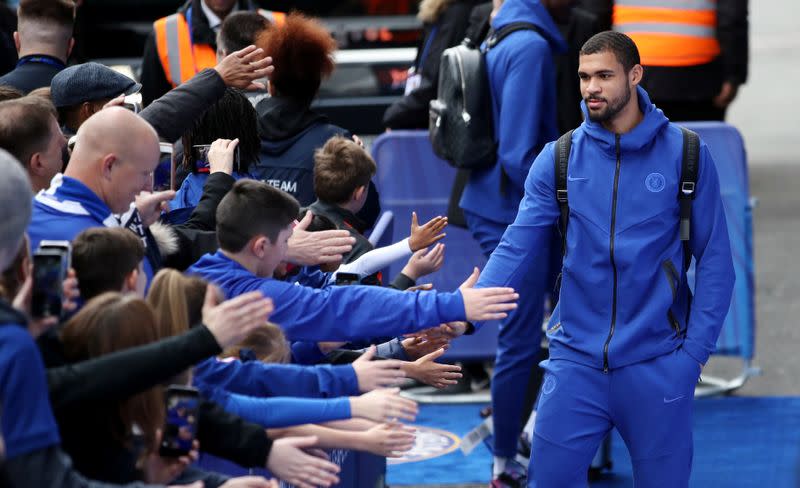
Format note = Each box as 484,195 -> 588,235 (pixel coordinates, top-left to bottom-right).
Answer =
51,62 -> 141,108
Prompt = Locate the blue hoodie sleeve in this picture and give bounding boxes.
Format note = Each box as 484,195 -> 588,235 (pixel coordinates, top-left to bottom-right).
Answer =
203,388 -> 351,428
475,143 -> 561,326
292,267 -> 334,289
0,326 -> 61,459
261,281 -> 466,341
682,145 -> 735,365
493,36 -> 556,191
193,357 -> 359,397
291,341 -> 327,365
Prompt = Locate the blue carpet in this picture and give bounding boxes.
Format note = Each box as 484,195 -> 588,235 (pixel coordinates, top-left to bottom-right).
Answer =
387,397 -> 800,487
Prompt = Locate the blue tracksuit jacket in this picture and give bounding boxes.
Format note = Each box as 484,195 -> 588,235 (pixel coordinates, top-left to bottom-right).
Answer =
459,0 -> 567,224
476,87 -> 735,369
187,251 -> 466,341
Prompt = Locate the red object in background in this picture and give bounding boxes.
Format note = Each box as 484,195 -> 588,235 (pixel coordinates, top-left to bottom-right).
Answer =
363,0 -> 414,15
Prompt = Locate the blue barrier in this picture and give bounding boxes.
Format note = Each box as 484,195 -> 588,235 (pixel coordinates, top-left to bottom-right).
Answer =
681,122 -> 755,360
371,126 -> 755,363
371,131 -> 499,361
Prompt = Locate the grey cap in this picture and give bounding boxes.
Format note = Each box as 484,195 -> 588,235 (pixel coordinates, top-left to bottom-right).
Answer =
51,62 -> 142,108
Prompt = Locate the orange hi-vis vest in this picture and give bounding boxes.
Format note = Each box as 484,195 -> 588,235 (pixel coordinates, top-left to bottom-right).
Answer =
612,0 -> 721,67
154,8 -> 285,88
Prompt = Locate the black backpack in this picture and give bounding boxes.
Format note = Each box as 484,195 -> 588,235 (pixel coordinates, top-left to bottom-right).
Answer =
553,127 -> 700,330
429,22 -> 541,169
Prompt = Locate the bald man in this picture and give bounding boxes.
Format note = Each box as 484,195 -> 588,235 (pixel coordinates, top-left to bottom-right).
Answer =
28,107 -> 173,283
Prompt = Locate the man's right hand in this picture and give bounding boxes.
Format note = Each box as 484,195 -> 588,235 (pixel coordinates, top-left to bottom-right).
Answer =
266,436 -> 341,488
214,45 -> 274,91
202,287 -> 274,349
207,138 -> 239,175
459,267 -> 518,322
287,211 -> 355,266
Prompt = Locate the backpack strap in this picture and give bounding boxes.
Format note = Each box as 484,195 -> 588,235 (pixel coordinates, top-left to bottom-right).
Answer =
554,130 -> 574,256
485,22 -> 541,51
678,126 -> 700,271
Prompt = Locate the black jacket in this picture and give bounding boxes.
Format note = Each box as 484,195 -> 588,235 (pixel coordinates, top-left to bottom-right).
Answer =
0,54 -> 65,94
553,7 -> 601,133
578,0 -> 748,101
155,171 -> 235,271
140,67 -> 227,143
382,0 -> 485,129
306,199 -> 415,289
139,0 -> 255,106
255,96 -> 382,229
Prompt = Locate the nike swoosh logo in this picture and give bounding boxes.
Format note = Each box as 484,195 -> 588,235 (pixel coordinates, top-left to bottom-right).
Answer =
663,395 -> 685,404
567,175 -> 588,182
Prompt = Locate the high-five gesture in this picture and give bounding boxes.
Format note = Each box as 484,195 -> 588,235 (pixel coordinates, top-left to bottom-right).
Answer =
409,212 -> 447,251
459,267 -> 518,322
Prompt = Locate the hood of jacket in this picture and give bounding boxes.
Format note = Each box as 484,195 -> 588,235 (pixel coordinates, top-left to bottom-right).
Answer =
580,85 -> 670,157
492,0 -> 567,54
256,96 -> 331,155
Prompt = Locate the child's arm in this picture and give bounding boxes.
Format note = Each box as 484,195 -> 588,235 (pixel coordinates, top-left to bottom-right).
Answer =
333,213 -> 447,279
268,422 -> 416,458
335,238 -> 413,277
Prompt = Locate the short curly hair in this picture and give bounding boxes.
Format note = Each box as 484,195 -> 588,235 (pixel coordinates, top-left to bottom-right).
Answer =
256,12 -> 336,105
580,31 -> 641,73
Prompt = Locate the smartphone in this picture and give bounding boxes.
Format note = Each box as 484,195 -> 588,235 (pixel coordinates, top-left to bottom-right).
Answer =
334,272 -> 361,286
192,144 -> 240,173
159,385 -> 200,458
122,93 -> 142,114
31,241 -> 71,319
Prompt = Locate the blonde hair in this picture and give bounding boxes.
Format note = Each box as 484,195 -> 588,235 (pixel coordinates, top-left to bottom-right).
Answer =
221,323 -> 290,364
147,269 -> 212,340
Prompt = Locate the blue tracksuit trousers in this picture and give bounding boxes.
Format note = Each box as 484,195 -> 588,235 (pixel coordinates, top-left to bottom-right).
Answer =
464,211 -> 559,458
530,349 -> 701,487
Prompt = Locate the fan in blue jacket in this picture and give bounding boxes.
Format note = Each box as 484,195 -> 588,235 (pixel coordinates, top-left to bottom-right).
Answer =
187,178 -> 518,344
457,0 -> 568,476
475,32 -> 735,486
28,110 -> 167,285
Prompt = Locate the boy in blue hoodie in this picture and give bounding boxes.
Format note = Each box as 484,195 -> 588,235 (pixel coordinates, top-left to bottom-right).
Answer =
476,32 -> 734,486
188,179 -> 519,342
457,0 -> 568,483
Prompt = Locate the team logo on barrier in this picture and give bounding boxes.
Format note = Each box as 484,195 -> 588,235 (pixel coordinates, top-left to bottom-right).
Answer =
387,426 -> 460,465
645,173 -> 666,193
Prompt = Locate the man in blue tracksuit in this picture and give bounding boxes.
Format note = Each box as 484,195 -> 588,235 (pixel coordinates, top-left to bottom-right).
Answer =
475,32 -> 735,486
458,0 -> 566,482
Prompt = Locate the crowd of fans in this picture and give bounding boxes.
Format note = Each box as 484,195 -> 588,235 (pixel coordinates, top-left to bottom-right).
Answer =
0,1 -> 520,487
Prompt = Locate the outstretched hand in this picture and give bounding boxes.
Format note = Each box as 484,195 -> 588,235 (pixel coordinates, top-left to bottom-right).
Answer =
409,212 -> 447,251
459,267 -> 518,322
287,211 -> 355,266
215,45 -> 274,91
